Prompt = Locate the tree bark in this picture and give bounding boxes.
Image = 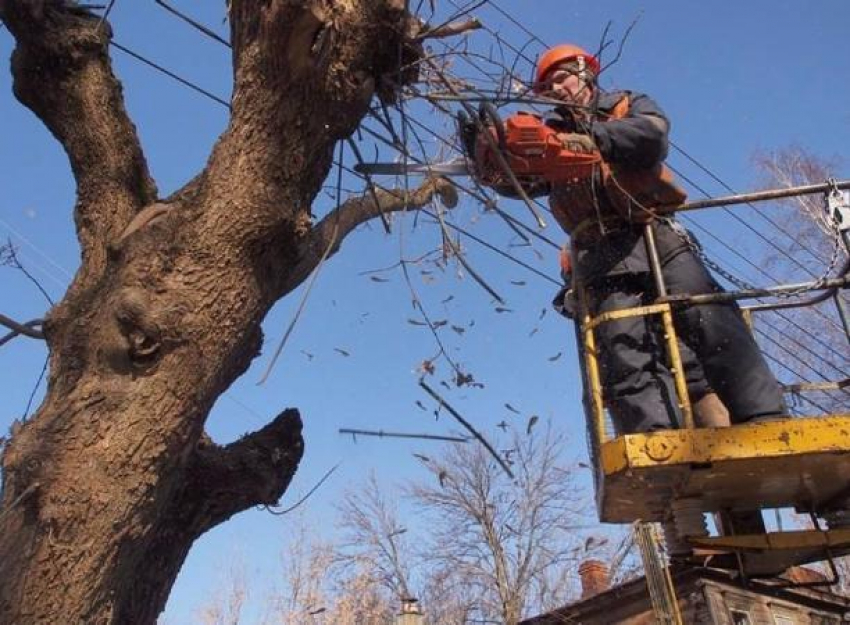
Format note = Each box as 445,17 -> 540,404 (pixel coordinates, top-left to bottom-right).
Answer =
0,1 -> 444,622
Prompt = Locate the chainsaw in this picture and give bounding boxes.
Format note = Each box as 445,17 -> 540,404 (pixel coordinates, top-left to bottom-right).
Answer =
355,103 -> 601,189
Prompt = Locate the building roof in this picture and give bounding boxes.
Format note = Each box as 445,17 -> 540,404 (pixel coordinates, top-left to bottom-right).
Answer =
521,565 -> 850,625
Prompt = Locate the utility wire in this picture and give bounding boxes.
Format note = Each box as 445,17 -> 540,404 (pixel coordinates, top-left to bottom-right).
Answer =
671,142 -> 829,267
110,40 -> 231,109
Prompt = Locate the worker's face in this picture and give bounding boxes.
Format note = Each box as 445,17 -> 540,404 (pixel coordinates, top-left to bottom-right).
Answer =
546,64 -> 593,106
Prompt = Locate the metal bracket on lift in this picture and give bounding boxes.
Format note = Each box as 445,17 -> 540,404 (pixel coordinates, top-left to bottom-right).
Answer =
826,178 -> 850,232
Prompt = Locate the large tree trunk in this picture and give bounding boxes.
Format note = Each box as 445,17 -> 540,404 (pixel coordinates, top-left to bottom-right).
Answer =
0,2 -> 451,623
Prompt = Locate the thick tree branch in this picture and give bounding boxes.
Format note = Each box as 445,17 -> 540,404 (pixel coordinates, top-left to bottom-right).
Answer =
283,176 -> 457,293
1,1 -> 157,262
199,0 -> 420,244
180,409 -> 304,534
413,18 -> 483,41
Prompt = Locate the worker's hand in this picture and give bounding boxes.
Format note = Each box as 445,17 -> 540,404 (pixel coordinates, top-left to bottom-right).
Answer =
557,132 -> 596,154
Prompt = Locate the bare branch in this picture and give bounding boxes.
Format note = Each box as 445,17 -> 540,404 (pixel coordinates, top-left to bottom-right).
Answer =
338,428 -> 469,443
414,18 -> 483,42
284,177 -> 457,294
418,380 -> 514,479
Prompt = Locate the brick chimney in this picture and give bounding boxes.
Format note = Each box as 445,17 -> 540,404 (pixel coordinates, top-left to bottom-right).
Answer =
578,559 -> 609,599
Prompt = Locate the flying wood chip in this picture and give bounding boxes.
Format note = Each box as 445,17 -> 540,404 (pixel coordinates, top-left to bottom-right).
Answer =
504,403 -> 520,414
548,352 -> 562,362
419,360 -> 436,376
510,280 -> 526,286
494,307 -> 513,314
407,319 -> 427,326
369,275 -> 389,282
334,347 -> 350,357
451,325 -> 465,335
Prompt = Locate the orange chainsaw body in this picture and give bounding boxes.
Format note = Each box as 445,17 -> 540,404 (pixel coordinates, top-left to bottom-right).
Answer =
475,111 -> 600,186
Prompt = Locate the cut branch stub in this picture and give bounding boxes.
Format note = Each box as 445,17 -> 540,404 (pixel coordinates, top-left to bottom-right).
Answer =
181,408 -> 305,532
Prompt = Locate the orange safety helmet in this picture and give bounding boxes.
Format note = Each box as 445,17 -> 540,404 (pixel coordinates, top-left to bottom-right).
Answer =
534,44 -> 600,93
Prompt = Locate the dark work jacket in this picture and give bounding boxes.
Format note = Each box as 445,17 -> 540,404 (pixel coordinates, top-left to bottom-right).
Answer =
547,91 -> 690,282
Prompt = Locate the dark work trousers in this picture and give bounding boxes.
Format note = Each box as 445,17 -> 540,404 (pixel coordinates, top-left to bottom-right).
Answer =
587,246 -> 788,435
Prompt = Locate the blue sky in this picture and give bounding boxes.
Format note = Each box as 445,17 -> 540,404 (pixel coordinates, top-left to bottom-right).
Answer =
1,1 -> 848,622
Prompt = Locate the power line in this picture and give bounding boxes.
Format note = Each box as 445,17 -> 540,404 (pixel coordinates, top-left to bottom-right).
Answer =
110,40 -> 230,109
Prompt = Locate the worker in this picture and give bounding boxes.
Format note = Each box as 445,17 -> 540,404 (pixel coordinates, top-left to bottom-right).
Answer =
491,44 -> 788,434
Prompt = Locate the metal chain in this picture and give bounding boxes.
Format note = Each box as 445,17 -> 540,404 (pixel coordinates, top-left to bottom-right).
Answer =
606,170 -> 847,298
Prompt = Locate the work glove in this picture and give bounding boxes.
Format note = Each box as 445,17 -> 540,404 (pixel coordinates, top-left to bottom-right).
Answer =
557,132 -> 596,154
457,110 -> 479,159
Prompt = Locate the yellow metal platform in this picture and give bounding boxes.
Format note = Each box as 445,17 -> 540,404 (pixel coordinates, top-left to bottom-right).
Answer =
598,414 -> 850,524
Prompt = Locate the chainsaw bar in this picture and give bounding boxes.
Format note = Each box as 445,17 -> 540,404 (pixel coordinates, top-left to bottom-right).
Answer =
354,158 -> 473,177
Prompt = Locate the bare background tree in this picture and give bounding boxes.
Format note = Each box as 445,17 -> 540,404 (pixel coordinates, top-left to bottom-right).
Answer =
407,423 -> 594,625
336,473 -> 416,602
752,146 -> 849,414
197,557 -> 248,625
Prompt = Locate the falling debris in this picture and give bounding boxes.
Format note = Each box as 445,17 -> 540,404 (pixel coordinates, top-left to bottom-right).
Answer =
497,420 -> 509,431
494,306 -> 513,314
451,325 -> 466,335
300,350 -> 314,360
504,403 -> 520,414
538,308 -> 547,320
418,360 -> 436,376
548,352 -> 562,362
407,318 -> 428,326
413,453 -> 431,463
456,370 -> 483,388
510,280 -> 526,286
441,295 -> 455,304
432,319 -> 448,328
529,327 -> 539,337
415,400 -> 428,411
369,275 -> 389,282
526,415 -> 539,434
334,347 -> 350,357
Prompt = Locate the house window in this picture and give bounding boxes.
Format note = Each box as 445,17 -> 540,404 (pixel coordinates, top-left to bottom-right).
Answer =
729,610 -> 751,625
